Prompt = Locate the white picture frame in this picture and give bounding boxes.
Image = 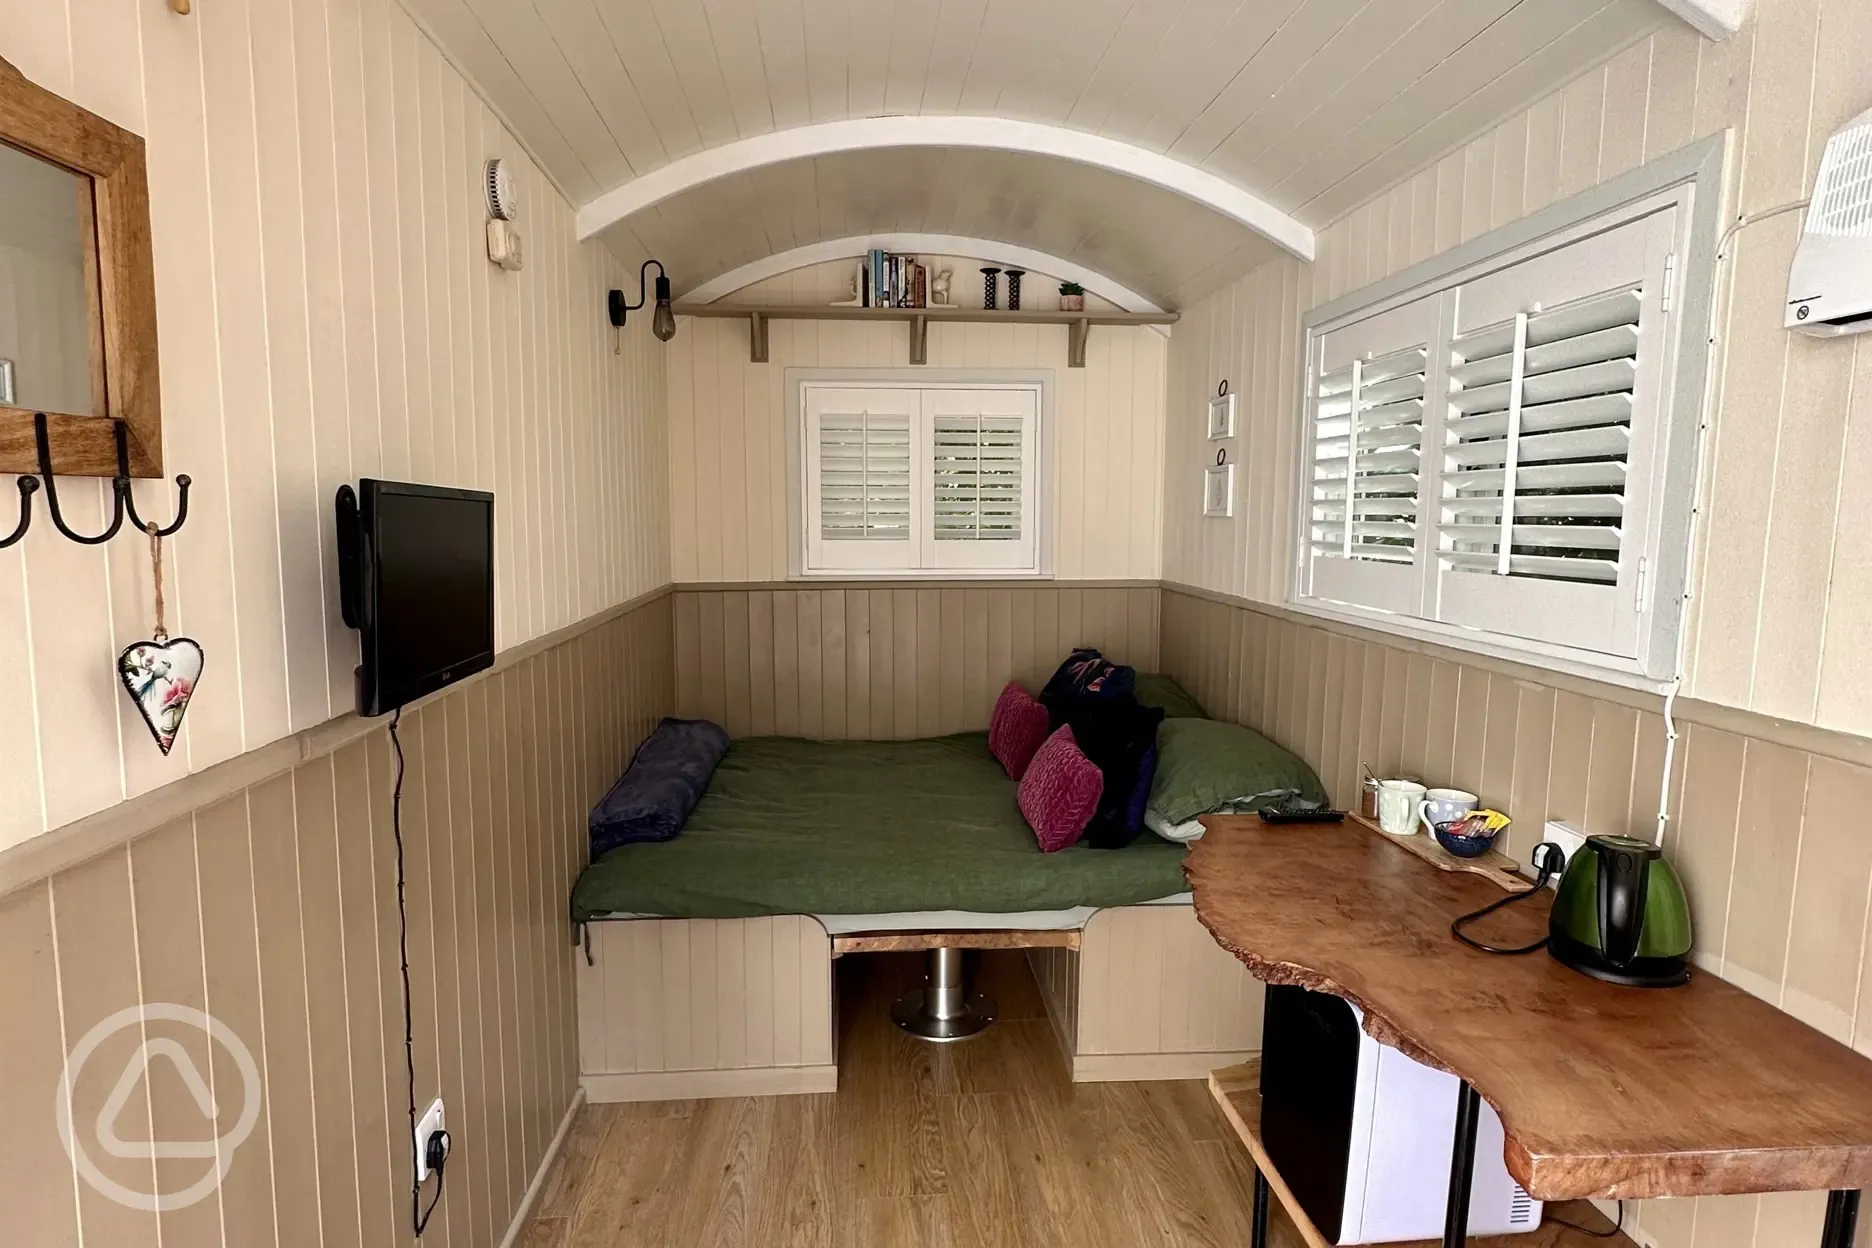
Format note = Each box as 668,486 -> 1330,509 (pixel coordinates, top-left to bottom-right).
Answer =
1207,392 -> 1236,439
0,359 -> 13,406
1204,464 -> 1234,518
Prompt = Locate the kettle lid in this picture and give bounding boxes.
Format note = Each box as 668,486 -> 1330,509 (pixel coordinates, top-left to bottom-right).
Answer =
1586,833 -> 1661,860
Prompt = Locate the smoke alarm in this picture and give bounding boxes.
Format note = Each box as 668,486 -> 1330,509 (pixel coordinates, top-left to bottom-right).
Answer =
485,158 -> 517,221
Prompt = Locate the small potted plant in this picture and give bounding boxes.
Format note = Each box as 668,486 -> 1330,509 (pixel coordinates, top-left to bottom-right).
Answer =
1058,281 -> 1085,312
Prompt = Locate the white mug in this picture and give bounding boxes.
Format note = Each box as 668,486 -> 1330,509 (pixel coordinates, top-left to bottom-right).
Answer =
1418,788 -> 1479,835
1376,780 -> 1427,836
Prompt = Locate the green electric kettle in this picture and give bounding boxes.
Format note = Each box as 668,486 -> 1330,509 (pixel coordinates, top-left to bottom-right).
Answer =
1548,835 -> 1693,987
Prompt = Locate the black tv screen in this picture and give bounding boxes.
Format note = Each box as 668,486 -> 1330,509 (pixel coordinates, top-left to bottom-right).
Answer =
340,479 -> 494,717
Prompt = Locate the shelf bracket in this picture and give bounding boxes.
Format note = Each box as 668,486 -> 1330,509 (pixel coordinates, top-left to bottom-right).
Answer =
1068,317 -> 1090,368
747,311 -> 770,363
909,314 -> 928,365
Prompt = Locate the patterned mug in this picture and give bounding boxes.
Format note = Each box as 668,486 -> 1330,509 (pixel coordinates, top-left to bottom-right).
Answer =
1417,788 -> 1479,836
1376,780 -> 1427,836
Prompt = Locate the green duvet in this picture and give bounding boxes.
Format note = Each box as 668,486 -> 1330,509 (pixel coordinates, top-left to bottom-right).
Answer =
571,733 -> 1190,923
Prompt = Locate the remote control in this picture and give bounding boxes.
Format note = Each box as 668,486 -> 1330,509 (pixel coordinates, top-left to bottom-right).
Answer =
1257,798 -> 1347,824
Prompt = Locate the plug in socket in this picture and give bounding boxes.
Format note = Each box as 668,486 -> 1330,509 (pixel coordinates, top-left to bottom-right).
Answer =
1542,821 -> 1588,882
415,1098 -> 446,1183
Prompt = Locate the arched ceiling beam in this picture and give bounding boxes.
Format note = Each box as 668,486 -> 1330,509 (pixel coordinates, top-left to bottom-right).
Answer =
682,234 -> 1168,315
1654,0 -> 1746,39
574,117 -> 1316,262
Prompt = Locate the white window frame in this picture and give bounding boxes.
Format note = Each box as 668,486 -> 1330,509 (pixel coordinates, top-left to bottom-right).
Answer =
786,368 -> 1055,580
1287,137 -> 1726,689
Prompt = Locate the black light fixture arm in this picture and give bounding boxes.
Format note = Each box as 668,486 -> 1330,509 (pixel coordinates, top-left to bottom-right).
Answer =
608,258 -> 677,342
609,258 -> 666,324
0,412 -> 191,550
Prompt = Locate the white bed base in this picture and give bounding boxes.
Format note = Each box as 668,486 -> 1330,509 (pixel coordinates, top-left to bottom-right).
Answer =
575,903 -> 1261,1102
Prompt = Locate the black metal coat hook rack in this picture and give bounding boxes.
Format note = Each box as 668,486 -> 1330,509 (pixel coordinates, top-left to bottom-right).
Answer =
0,413 -> 191,549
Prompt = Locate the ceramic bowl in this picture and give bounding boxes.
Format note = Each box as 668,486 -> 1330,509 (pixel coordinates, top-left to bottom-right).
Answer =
1434,820 -> 1498,859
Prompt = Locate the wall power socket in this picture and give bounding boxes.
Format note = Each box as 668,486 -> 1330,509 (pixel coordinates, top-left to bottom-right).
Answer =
1541,821 -> 1589,881
415,1098 -> 446,1183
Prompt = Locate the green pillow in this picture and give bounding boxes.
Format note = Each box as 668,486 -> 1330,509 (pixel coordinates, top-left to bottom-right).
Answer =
1148,718 -> 1328,823
1134,673 -> 1208,719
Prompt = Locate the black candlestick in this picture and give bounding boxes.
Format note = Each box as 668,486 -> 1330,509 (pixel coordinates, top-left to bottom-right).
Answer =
980,267 -> 1001,310
1005,269 -> 1025,310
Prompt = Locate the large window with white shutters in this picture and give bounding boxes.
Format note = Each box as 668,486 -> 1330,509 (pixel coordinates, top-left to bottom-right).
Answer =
1292,146 -> 1721,685
793,377 -> 1048,577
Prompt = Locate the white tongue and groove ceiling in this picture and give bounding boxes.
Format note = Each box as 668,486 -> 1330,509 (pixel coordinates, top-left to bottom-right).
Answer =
404,0 -> 1679,308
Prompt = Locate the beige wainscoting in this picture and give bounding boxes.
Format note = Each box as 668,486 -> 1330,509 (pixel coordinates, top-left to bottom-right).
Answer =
672,582 -> 1161,739
1161,585 -> 1872,1245
577,916 -> 837,1103
0,594 -> 673,1248
1029,904 -> 1262,1082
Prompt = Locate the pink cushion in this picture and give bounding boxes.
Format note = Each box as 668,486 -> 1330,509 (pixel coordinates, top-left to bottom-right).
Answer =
1018,726 -> 1105,853
988,681 -> 1051,780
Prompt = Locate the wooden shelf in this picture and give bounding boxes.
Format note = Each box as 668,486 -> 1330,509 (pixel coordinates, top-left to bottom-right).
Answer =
672,302 -> 1179,367
1208,1060 -> 1638,1248
829,928 -> 1081,956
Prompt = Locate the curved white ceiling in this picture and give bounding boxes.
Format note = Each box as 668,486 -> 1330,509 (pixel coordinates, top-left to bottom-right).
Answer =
575,118 -> 1315,260
406,0 -> 1672,303
608,146 -> 1285,309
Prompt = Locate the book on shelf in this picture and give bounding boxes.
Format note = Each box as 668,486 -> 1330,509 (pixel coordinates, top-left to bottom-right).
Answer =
854,249 -> 931,309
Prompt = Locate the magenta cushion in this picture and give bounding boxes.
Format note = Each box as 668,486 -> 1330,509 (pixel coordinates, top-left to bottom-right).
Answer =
988,681 -> 1051,780
1018,726 -> 1105,853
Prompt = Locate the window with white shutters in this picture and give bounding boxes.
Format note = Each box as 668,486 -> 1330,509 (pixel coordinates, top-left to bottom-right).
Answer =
800,381 -> 1044,577
1291,166 -> 1711,684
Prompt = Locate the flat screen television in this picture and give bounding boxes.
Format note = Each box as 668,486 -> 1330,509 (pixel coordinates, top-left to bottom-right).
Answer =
336,479 -> 494,717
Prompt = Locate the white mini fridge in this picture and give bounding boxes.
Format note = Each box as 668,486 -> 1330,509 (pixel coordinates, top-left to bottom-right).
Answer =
1259,984 -> 1543,1244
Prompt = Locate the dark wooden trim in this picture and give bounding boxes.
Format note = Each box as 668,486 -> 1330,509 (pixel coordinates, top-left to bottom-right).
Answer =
0,55 -> 163,476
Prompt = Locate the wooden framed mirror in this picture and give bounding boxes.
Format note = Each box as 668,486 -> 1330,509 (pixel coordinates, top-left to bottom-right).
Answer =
0,54 -> 161,478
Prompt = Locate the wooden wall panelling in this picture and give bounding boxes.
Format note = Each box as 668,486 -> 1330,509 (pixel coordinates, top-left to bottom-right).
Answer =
1159,588 -> 1872,1248
665,302 -> 1167,584
0,0 -> 670,858
0,598 -> 673,1247
1071,904 -> 1262,1078
1163,14 -> 1872,742
673,584 -> 1160,737
577,915 -> 837,1103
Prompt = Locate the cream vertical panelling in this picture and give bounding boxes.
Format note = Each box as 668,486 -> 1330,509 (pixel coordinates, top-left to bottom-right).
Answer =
0,0 -> 671,854
0,594 -> 674,1248
675,585 -> 1160,738
666,258 -> 1166,583
1160,588 -> 1872,1248
1163,9 -> 1872,740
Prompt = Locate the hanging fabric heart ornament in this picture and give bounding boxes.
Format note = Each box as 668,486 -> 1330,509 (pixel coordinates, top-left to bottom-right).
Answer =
117,523 -> 204,756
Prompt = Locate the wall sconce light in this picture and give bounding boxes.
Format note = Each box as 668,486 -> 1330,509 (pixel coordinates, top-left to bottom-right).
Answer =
609,259 -> 676,342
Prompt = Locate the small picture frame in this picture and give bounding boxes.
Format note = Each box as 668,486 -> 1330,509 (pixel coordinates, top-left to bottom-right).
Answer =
1207,392 -> 1236,440
1204,464 -> 1234,518
0,359 -> 13,406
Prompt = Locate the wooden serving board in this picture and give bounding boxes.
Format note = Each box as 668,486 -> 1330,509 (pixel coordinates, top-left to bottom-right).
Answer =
1349,810 -> 1532,893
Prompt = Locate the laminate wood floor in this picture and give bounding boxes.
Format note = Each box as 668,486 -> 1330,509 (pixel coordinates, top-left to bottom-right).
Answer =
522,950 -> 1278,1248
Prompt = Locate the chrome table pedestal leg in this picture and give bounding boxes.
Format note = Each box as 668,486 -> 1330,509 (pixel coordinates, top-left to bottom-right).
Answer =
1443,1081 -> 1483,1248
1823,1191 -> 1861,1248
890,945 -> 995,1041
1250,1169 -> 1270,1248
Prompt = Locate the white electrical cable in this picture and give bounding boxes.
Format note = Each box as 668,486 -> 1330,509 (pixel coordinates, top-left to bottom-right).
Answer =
1652,196 -> 1811,846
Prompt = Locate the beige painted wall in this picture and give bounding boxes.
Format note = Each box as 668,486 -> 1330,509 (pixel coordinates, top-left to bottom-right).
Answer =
0,0 -> 671,854
1162,586 -> 1872,1246
667,258 -> 1166,583
672,583 -> 1160,738
1164,9 -> 1872,736
0,593 -> 674,1248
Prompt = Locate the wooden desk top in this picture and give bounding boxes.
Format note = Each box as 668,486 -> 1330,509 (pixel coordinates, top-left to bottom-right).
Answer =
1186,815 -> 1872,1202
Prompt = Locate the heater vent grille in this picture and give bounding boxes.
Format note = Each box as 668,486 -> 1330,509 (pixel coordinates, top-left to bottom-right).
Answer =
1508,1187 -> 1537,1226
1812,115 -> 1872,239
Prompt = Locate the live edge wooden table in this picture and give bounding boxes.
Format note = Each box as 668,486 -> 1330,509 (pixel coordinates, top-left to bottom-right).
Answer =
1185,814 -> 1872,1248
